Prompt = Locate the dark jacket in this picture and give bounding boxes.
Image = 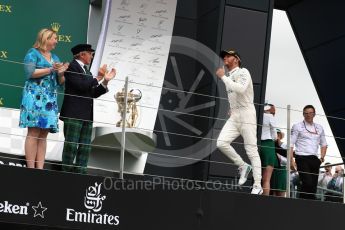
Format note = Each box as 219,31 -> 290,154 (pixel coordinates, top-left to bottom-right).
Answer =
60,59 -> 106,121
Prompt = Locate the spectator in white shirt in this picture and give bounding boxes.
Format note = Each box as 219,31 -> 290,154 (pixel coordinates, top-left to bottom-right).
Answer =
260,104 -> 278,195
325,166 -> 344,202
290,105 -> 327,200
317,162 -> 332,199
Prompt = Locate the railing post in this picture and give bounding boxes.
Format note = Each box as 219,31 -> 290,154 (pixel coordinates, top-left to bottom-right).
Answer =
286,105 -> 291,198
120,77 -> 129,180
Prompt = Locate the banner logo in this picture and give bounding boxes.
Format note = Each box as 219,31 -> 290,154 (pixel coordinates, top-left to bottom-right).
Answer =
66,182 -> 119,226
32,202 -> 47,218
0,50 -> 8,59
0,4 -> 12,13
84,182 -> 106,212
0,200 -> 46,218
50,22 -> 72,43
51,22 -> 61,33
0,201 -> 28,215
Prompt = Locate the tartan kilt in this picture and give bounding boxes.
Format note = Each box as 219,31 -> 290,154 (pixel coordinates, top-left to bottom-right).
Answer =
61,117 -> 92,173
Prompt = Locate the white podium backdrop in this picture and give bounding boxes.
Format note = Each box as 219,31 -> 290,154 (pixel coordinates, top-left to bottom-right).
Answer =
92,0 -> 177,131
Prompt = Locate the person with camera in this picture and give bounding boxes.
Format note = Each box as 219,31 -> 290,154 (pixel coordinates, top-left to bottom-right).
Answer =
317,162 -> 333,199
325,166 -> 344,202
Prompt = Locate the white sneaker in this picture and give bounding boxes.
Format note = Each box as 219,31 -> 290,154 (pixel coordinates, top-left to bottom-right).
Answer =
251,185 -> 263,195
238,163 -> 252,186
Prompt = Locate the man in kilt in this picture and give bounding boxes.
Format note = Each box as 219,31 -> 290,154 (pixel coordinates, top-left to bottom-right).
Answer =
60,44 -> 116,173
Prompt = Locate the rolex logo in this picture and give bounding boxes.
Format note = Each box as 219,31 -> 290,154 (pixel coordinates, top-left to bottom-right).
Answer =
0,50 -> 8,59
0,4 -> 12,13
50,22 -> 72,43
0,98 -> 3,106
51,22 -> 61,33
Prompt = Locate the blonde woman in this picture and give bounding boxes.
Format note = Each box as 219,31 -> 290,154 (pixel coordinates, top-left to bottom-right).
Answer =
19,28 -> 68,169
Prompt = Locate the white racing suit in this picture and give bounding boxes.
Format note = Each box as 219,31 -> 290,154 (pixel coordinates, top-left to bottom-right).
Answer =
216,67 -> 262,186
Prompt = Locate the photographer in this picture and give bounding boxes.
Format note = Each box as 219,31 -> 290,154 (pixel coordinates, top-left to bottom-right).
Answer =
325,166 -> 344,203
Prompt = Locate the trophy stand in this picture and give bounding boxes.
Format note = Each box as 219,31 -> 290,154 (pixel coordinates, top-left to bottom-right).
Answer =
119,78 -> 129,179
89,78 -> 154,177
113,78 -> 143,179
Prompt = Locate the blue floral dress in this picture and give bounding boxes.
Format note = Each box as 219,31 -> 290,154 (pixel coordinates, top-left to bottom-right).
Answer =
19,48 -> 63,133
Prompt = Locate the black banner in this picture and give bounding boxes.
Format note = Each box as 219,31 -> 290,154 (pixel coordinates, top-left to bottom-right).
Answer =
0,165 -> 201,229
1,165 -> 345,230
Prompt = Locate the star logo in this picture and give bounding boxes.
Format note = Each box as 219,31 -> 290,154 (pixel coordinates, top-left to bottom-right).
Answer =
32,202 -> 47,218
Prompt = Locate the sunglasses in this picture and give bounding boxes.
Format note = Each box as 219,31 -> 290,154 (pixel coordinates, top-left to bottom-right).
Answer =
303,112 -> 315,115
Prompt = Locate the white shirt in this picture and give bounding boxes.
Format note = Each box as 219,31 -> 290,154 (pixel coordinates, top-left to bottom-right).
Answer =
75,59 -> 107,89
261,113 -> 277,140
76,59 -> 88,74
290,121 -> 327,156
277,154 -> 287,166
318,172 -> 333,188
221,67 -> 255,111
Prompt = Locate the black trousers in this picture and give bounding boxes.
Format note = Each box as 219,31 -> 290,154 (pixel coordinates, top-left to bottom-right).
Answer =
295,155 -> 321,200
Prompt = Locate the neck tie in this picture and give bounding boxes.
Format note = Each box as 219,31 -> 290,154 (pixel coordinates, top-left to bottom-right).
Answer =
83,65 -> 91,76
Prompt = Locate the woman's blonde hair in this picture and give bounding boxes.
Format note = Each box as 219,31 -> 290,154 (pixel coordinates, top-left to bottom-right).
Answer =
33,28 -> 56,51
